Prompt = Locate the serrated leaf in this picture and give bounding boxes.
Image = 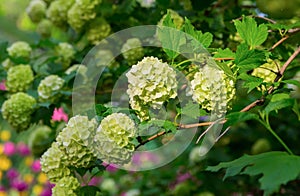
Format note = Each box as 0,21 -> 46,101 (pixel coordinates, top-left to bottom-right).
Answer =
157,11 -> 186,59
138,119 -> 176,132
234,16 -> 268,48
264,98 -> 294,115
214,48 -> 235,59
238,73 -> 264,93
270,93 -> 290,102
180,101 -> 200,119
183,17 -> 213,48
235,44 -> 265,72
216,62 -> 235,81
225,112 -> 259,126
206,152 -> 300,196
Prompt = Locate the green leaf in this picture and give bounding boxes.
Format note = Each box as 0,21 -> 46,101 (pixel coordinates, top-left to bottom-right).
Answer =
180,101 -> 200,119
183,17 -> 213,48
157,11 -> 186,59
214,48 -> 235,59
78,186 -> 101,196
225,112 -> 259,127
138,119 -> 177,133
292,99 -> 300,121
238,73 -> 264,93
235,44 -> 265,72
282,79 -> 300,88
216,62 -> 235,81
206,152 -> 300,196
234,16 -> 268,48
264,98 -> 294,115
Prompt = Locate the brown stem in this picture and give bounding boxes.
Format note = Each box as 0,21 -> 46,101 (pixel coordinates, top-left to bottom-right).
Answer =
214,57 -> 235,61
269,36 -> 290,51
135,130 -> 169,149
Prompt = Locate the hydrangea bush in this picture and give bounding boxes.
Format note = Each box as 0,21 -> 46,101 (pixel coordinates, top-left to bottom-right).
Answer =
0,0 -> 300,195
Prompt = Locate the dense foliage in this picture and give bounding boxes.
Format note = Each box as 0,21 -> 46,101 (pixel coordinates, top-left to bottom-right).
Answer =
0,0 -> 300,195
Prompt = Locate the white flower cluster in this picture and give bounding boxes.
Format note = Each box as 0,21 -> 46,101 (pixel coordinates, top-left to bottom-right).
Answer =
41,113 -> 137,184
56,116 -> 98,168
52,176 -> 80,196
93,113 -> 137,165
191,65 -> 235,117
40,142 -> 72,183
121,38 -> 144,65
126,57 -> 177,120
38,75 -> 64,102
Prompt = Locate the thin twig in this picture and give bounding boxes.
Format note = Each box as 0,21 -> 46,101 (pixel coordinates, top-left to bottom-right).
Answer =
214,57 -> 235,61
269,36 -> 290,51
135,130 -> 169,149
215,126 -> 231,142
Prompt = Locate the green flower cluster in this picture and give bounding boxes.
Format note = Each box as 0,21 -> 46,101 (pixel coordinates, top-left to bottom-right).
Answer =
121,38 -> 144,65
252,59 -> 279,83
52,176 -> 80,196
2,58 -> 14,70
7,41 -> 32,60
26,0 -> 47,23
191,65 -> 235,117
56,115 -> 98,168
93,113 -> 137,165
1,92 -> 36,131
36,19 -> 52,38
37,75 -> 64,102
55,42 -> 75,69
46,0 -> 74,28
28,125 -> 52,157
6,64 -> 34,93
126,57 -> 178,120
67,0 -> 102,32
40,142 -> 72,183
86,18 -> 111,45
93,50 -> 118,68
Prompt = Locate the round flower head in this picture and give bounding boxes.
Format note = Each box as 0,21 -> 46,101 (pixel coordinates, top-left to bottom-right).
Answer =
1,92 -> 36,131
26,0 -> 47,23
93,50 -> 118,68
121,38 -> 144,65
252,59 -> 279,91
93,113 -> 137,165
126,56 -> 178,120
67,0 -> 102,32
86,18 -> 111,45
7,41 -> 32,61
28,125 -> 52,157
55,42 -> 75,69
191,65 -> 235,117
38,75 -> 64,102
40,142 -> 71,183
56,115 -> 98,168
52,176 -> 80,196
46,0 -> 74,28
36,19 -> 52,38
6,64 -> 34,93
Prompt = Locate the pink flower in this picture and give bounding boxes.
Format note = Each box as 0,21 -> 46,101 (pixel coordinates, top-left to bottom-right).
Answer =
102,162 -> 118,173
176,172 -> 192,183
16,142 -> 31,156
52,107 -> 68,122
3,142 -> 16,156
0,80 -> 6,91
31,160 -> 41,173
